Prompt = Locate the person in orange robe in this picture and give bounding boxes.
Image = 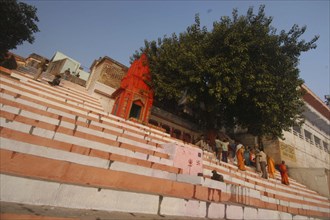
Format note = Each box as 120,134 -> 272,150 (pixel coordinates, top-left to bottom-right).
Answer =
279,160 -> 290,185
267,156 -> 276,178
236,144 -> 246,171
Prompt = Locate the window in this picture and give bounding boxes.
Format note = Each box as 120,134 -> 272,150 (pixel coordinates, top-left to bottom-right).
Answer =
323,141 -> 329,153
161,124 -> 170,134
172,129 -> 181,139
148,119 -> 158,127
314,136 -> 321,148
293,126 -> 303,139
183,133 -> 192,143
304,130 -> 313,144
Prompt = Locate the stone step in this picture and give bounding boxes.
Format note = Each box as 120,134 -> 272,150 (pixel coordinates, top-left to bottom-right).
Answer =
0,113 -> 174,168
1,69 -> 329,219
0,73 -> 171,146
1,149 -> 329,219
203,165 -> 329,209
0,104 -> 169,160
1,121 -> 328,217
11,70 -> 100,104
0,135 -> 181,178
0,76 -> 104,114
202,153 -> 327,200
203,150 -> 318,192
0,79 -> 168,152
1,174 -> 318,220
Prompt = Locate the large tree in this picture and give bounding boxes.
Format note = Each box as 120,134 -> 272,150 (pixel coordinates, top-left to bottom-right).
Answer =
132,5 -> 318,139
0,0 -> 39,62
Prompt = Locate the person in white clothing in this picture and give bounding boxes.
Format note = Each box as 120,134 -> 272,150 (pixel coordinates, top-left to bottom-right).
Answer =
257,149 -> 268,179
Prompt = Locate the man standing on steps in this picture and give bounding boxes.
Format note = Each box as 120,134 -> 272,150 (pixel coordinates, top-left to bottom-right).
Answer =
214,136 -> 222,161
257,149 -> 268,179
255,146 -> 261,173
220,138 -> 229,163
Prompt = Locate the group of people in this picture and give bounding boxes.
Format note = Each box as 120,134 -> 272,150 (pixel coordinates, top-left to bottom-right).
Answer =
236,144 -> 290,185
195,135 -> 290,185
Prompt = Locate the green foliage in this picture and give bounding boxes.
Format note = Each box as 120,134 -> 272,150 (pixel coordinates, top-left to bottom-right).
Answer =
0,54 -> 17,69
0,0 -> 39,62
132,5 -> 318,138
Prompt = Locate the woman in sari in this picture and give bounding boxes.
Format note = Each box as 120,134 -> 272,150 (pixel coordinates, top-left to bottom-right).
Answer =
236,144 -> 246,171
267,156 -> 276,179
279,161 -> 290,185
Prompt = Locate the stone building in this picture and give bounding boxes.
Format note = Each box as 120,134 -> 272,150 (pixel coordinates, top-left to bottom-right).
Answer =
47,51 -> 90,84
25,53 -> 49,69
86,56 -> 128,113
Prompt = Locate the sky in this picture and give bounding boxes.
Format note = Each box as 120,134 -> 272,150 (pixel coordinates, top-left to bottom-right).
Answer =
13,0 -> 329,100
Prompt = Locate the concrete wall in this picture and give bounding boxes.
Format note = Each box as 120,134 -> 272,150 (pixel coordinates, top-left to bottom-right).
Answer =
52,51 -> 80,65
86,65 -> 101,92
288,168 -> 330,198
283,124 -> 329,169
232,133 -> 257,147
77,69 -> 90,81
91,90 -> 115,113
233,129 -> 329,170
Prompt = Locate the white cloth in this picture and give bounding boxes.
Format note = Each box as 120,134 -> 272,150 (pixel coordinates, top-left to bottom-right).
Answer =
236,144 -> 243,152
257,151 -> 267,163
220,141 -> 229,151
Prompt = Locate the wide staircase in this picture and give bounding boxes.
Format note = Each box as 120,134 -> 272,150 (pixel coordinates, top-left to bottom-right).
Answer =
0,67 -> 329,220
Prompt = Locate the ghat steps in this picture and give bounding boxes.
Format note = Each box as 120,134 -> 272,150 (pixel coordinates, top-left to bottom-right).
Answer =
0,67 -> 329,220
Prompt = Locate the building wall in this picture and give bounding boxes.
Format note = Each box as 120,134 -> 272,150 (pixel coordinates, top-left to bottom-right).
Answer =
86,57 -> 128,94
25,53 -> 49,69
288,168 -> 330,198
92,92 -> 115,113
51,51 -> 80,65
47,59 -> 65,75
149,107 -> 200,143
234,124 -> 329,169
60,59 -> 80,75
282,122 -> 329,169
98,61 -> 126,88
92,82 -> 116,113
86,62 -> 103,93
77,69 -> 90,81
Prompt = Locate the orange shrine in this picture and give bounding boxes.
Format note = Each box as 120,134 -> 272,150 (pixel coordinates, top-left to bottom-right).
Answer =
111,54 -> 154,123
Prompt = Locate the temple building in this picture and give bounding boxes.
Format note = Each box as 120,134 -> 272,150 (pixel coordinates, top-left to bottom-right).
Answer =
110,54 -> 154,124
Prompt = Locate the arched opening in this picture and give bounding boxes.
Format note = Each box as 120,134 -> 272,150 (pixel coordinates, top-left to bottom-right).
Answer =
172,129 -> 181,139
149,119 -> 159,127
162,124 -> 171,134
183,133 -> 192,143
129,100 -> 144,120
